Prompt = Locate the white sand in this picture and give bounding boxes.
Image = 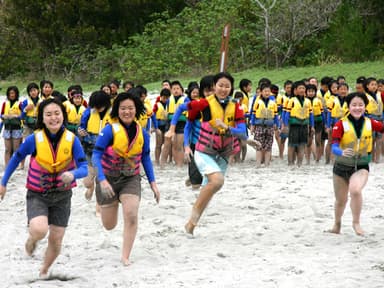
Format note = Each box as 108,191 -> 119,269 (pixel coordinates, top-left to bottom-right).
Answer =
1,140 -> 384,288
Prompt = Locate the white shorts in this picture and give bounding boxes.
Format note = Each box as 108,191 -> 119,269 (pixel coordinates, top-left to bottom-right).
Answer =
194,150 -> 228,186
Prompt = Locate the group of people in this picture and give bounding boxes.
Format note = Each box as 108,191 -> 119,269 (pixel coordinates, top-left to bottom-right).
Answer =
0,73 -> 383,278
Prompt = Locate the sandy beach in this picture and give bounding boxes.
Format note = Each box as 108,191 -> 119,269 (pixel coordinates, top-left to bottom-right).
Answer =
1,139 -> 384,288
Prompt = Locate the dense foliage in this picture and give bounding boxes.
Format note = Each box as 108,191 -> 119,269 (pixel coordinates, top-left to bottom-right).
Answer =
0,0 -> 383,83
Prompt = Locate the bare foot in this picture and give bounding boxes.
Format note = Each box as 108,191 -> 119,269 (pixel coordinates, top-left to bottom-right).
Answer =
39,271 -> 49,280
25,237 -> 38,256
121,258 -> 133,266
353,223 -> 364,236
325,222 -> 341,234
85,188 -> 93,201
185,221 -> 196,235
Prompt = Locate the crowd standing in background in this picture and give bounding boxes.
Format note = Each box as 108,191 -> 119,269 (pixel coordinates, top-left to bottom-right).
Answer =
0,73 -> 383,277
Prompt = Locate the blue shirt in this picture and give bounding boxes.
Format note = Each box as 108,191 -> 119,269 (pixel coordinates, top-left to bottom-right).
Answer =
1,129 -> 88,186
92,123 -> 155,183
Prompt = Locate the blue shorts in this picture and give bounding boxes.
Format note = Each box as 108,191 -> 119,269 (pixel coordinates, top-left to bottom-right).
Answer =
3,129 -> 23,139
194,150 -> 228,186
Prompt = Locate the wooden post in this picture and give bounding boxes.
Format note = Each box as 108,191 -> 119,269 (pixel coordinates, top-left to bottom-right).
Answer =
219,24 -> 230,72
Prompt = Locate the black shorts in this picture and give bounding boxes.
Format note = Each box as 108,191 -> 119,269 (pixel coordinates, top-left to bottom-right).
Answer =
288,124 -> 308,147
96,174 -> 141,205
175,121 -> 186,134
314,121 -> 323,133
26,189 -> 72,227
333,162 -> 369,181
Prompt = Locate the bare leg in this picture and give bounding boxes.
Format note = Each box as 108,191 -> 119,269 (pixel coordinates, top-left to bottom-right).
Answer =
100,201 -> 119,230
279,138 -> 286,159
173,134 -> 184,167
296,145 -> 305,167
40,225 -> 66,277
84,165 -> 95,200
325,130 -> 332,164
240,139 -> 247,162
26,216 -> 49,256
4,138 -> 12,167
264,151 -> 271,166
256,151 -> 263,167
185,172 -> 224,234
315,131 -> 322,162
155,131 -> 164,165
349,169 -> 369,236
328,175 -> 349,234
160,137 -> 172,168
120,194 -> 140,265
288,146 -> 295,165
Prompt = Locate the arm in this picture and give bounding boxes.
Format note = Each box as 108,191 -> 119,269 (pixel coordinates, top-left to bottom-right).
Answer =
91,125 -> 113,182
141,129 -> 155,183
1,135 -> 36,186
183,120 -> 192,147
70,136 -> 88,179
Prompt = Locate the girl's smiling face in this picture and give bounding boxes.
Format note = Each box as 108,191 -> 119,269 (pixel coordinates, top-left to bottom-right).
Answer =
215,77 -> 232,100
348,96 -> 366,119
42,103 -> 64,134
118,98 -> 136,125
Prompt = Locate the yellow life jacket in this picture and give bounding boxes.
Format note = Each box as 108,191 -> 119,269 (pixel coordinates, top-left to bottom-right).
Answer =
4,100 -> 21,116
25,98 -> 41,117
241,91 -> 249,111
109,119 -> 144,158
366,92 -> 383,118
253,98 -> 277,119
337,117 -> 373,166
206,95 -> 236,134
155,101 -> 167,121
310,96 -> 323,117
34,129 -> 74,173
288,97 -> 312,120
67,104 -> 86,124
86,108 -> 111,134
327,96 -> 348,118
167,95 -> 185,114
137,102 -> 153,128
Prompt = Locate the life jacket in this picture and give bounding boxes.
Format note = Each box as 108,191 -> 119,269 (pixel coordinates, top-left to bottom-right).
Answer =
67,104 -> 86,125
167,95 -> 186,121
137,102 -> 153,128
195,95 -> 240,157
3,100 -> 22,126
288,97 -> 311,123
240,91 -> 249,111
86,108 -> 111,135
101,120 -> 144,177
155,101 -> 168,121
335,117 -> 373,166
310,97 -> 323,118
366,92 -> 383,120
26,129 -> 76,192
328,96 -> 348,119
252,97 -> 276,126
25,97 -> 41,117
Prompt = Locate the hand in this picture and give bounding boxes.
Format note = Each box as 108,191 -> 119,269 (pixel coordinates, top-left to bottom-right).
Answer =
246,138 -> 261,150
184,146 -> 193,163
60,171 -> 74,184
342,148 -> 355,157
150,182 -> 160,204
165,130 -> 175,139
215,119 -> 228,129
77,127 -> 88,137
155,129 -> 162,136
100,180 -> 115,198
25,103 -> 34,111
0,185 -> 6,200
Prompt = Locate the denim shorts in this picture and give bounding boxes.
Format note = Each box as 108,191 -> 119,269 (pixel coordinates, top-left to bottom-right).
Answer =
3,129 -> 23,139
194,150 -> 228,186
26,189 -> 72,227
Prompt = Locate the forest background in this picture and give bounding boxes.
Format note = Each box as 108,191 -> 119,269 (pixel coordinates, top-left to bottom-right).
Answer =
0,0 -> 383,89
